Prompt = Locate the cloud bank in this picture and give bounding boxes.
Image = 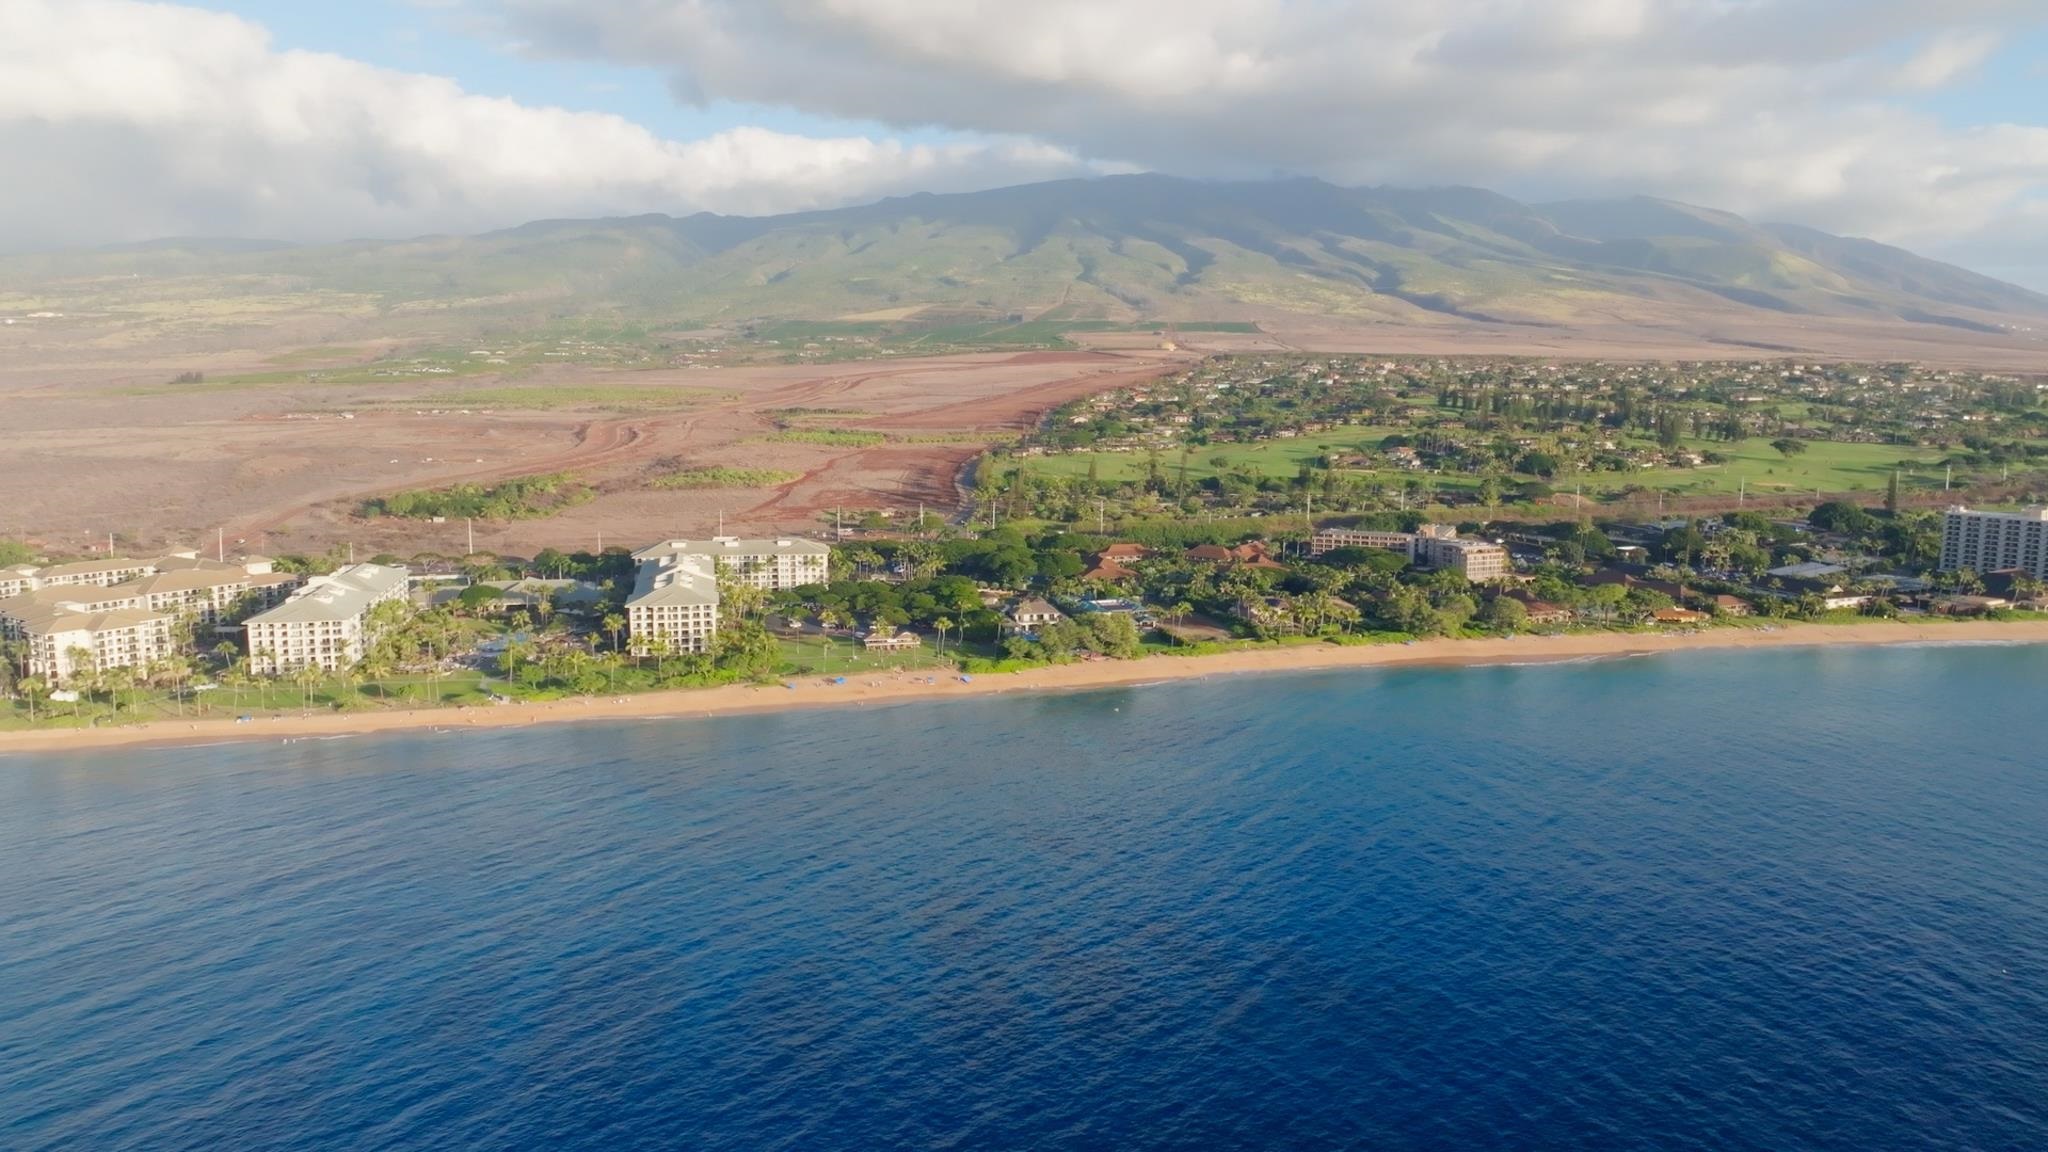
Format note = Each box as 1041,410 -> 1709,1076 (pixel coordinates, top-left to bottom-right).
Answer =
501,0 -> 2048,280
0,0 -> 1099,248
2,0 -> 2045,286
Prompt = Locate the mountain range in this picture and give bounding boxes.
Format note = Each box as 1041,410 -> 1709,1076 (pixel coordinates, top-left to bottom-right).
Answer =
7,175 -> 2044,342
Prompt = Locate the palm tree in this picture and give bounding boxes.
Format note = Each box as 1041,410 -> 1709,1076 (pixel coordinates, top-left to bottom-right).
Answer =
602,613 -> 626,653
360,656 -> 393,703
103,667 -> 134,716
18,675 -> 47,723
933,616 -> 953,655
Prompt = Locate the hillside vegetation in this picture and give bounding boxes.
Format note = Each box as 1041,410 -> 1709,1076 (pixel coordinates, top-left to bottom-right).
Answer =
4,176 -> 2043,344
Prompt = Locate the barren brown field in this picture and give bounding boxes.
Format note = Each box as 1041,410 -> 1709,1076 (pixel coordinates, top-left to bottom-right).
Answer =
0,344 -> 1191,559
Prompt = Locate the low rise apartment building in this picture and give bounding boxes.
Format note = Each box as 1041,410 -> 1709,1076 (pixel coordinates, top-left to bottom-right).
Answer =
1310,524 -> 1510,582
625,552 -> 720,655
631,536 -> 830,591
244,563 -> 411,674
1941,506 -> 2048,579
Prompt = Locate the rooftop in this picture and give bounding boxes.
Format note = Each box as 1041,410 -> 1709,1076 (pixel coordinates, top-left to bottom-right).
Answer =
632,536 -> 829,562
1947,506 -> 2048,521
0,593 -> 168,634
627,554 -> 719,608
245,564 -> 409,626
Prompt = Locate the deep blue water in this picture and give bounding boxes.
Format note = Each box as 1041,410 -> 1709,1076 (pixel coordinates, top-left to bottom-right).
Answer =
3,645 -> 2047,1151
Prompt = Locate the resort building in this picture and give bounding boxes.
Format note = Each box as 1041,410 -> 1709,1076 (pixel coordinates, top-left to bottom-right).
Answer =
1423,537 -> 1510,582
243,563 -> 411,674
0,598 -> 175,684
1941,507 -> 2048,579
631,536 -> 830,591
0,556 -> 302,683
0,565 -> 38,600
31,556 -> 161,589
624,552 -> 720,655
1310,525 -> 1510,582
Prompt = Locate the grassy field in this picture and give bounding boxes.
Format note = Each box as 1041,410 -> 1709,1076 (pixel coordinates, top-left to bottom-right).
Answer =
0,671 -> 498,731
1020,426 -> 1410,483
649,467 -> 801,490
1019,430 -> 1952,499
763,428 -> 890,447
772,635 -> 961,675
1576,438 -> 1952,497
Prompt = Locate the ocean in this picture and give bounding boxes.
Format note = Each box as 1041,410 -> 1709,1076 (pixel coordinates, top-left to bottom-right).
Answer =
3,645 -> 2046,1150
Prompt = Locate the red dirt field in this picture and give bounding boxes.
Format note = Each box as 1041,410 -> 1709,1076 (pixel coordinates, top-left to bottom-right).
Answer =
0,347 -> 1190,560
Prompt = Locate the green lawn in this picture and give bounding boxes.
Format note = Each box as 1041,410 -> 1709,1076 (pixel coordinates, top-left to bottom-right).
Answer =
1573,438 -> 1950,497
1020,431 -> 1951,499
1021,426 -> 1411,483
773,635 -> 963,675
0,671 -> 498,731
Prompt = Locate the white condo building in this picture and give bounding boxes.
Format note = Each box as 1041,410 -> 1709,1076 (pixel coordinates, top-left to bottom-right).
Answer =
624,536 -> 830,654
0,554 -> 300,683
1309,524 -> 1509,582
244,563 -> 411,674
1940,507 -> 2048,578
631,537 -> 830,591
625,552 -> 721,655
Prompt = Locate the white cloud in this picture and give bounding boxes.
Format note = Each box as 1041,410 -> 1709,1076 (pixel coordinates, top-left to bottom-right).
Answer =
1899,29 -> 2003,90
0,0 -> 1100,248
500,0 -> 2048,278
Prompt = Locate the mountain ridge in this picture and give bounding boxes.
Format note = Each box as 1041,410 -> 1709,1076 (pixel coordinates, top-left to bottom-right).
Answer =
5,175 -> 2042,338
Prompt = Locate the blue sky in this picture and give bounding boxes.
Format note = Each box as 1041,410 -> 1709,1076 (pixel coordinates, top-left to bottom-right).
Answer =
2,0 -> 2044,288
199,0 -> 967,148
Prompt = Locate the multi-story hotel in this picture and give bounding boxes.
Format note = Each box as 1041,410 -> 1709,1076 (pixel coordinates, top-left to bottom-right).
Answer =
1309,524 -> 1510,582
0,600 -> 174,684
244,563 -> 411,674
624,551 -> 721,655
631,536 -> 830,591
0,555 -> 301,683
1940,507 -> 2048,579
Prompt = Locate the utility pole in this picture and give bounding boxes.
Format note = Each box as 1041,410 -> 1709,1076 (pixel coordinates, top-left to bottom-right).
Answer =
1097,498 -> 1107,535
348,541 -> 355,565
1739,478 -> 1745,505
1945,466 -> 1953,492
217,528 -> 225,563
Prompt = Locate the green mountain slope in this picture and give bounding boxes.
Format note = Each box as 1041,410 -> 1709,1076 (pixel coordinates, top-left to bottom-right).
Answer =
5,176 -> 2042,339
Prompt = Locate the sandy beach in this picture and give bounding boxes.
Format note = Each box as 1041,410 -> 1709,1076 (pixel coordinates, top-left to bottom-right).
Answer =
5,619 -> 2047,757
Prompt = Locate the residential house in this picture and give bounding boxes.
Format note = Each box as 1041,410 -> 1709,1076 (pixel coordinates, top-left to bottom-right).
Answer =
1007,597 -> 1065,633
1502,591 -> 1574,626
861,630 -> 923,652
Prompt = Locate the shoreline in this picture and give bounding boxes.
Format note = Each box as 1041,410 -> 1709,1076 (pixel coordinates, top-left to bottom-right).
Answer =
6,619 -> 2048,757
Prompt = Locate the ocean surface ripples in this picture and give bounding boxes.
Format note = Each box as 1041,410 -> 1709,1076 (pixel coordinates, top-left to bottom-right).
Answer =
2,645 -> 2046,1150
